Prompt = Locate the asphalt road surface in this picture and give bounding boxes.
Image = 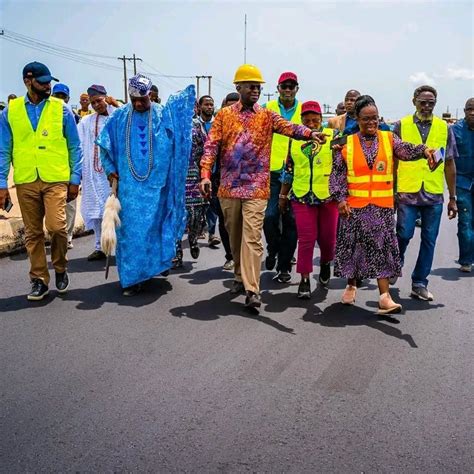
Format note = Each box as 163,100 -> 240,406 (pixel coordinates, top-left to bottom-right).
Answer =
1,214 -> 472,472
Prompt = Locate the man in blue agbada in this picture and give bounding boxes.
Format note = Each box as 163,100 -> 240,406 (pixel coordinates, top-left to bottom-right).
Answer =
96,74 -> 195,296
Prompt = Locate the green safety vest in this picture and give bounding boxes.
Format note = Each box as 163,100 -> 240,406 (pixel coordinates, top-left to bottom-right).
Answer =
398,115 -> 448,194
266,100 -> 302,172
291,128 -> 335,199
8,96 -> 70,185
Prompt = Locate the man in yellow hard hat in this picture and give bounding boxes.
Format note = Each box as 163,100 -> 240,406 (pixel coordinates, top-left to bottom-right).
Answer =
199,64 -> 326,310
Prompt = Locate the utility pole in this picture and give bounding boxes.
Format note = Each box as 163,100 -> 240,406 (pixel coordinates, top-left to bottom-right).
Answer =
263,93 -> 274,102
244,14 -> 247,63
118,55 -> 128,103
117,54 -> 143,102
132,53 -> 142,75
196,76 -> 212,98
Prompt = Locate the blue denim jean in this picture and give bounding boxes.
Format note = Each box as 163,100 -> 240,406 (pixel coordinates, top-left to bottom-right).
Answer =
396,203 -> 443,288
457,186 -> 474,265
263,171 -> 297,272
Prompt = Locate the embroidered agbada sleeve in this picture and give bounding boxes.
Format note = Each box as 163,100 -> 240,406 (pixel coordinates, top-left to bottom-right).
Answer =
392,133 -> 427,161
97,114 -> 118,177
329,148 -> 349,203
200,110 -> 223,179
270,111 -> 312,141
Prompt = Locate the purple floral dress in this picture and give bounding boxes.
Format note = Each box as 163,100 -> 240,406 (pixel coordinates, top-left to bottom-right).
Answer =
330,132 -> 426,280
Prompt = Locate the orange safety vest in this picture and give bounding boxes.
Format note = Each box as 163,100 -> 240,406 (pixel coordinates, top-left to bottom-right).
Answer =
342,131 -> 394,209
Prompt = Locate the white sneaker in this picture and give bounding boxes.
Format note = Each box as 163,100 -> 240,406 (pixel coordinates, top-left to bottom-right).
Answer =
459,264 -> 472,273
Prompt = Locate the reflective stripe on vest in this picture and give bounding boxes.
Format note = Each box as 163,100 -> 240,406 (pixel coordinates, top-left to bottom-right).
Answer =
398,115 -> 448,194
291,128 -> 335,199
344,131 -> 394,208
267,100 -> 302,172
8,96 -> 70,185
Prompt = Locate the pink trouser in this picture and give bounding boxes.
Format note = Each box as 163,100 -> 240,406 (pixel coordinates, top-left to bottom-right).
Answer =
292,200 -> 339,275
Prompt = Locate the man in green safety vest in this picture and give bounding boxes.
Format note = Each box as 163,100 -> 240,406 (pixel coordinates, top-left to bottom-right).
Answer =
0,62 -> 83,301
392,85 -> 458,301
263,72 -> 302,283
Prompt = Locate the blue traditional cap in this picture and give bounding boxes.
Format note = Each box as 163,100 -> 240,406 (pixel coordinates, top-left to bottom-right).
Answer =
87,84 -> 107,97
128,74 -> 152,98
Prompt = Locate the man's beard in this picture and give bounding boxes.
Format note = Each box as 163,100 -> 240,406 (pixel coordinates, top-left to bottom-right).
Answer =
31,83 -> 51,100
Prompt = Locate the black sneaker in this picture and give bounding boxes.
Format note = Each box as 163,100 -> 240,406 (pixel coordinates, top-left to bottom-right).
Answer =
230,280 -> 245,294
297,278 -> 311,299
55,272 -> 70,294
265,254 -> 276,271
245,291 -> 261,308
273,271 -> 291,283
171,257 -> 183,269
27,279 -> 49,301
87,249 -> 107,261
190,244 -> 200,259
160,270 -> 170,277
122,284 -> 141,296
319,262 -> 331,286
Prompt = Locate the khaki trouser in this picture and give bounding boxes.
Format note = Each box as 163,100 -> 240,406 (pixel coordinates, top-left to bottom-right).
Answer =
219,198 -> 267,294
16,179 -> 68,285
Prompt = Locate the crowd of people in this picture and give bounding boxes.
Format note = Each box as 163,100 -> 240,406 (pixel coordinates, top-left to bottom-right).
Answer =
0,61 -> 472,315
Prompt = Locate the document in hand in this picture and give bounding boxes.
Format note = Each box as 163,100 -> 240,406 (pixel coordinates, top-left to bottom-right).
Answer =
428,147 -> 445,171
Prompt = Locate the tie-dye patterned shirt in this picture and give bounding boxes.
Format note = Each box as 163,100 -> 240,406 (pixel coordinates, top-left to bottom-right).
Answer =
200,102 -> 312,199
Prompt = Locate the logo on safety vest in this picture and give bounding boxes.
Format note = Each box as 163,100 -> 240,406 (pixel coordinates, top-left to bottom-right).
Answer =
42,129 -> 49,137
376,161 -> 386,172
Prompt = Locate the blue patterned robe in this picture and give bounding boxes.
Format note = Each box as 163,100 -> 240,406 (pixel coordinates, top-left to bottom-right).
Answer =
96,86 -> 195,288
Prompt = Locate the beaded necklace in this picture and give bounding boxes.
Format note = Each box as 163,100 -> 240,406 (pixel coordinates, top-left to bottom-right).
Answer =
125,107 -> 153,182
93,113 -> 103,173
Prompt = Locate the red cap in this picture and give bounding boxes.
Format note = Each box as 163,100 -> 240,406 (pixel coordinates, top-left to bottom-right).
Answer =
301,101 -> 322,115
278,72 -> 298,84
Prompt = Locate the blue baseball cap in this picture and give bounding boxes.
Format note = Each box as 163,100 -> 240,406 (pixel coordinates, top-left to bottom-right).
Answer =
52,83 -> 70,97
22,61 -> 58,84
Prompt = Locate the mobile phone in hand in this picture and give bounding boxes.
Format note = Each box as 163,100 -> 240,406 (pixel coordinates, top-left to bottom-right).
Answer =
3,197 -> 13,213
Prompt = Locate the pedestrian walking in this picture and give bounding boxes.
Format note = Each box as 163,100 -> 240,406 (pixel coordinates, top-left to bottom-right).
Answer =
279,101 -> 337,298
0,62 -> 82,301
330,95 -> 435,314
77,84 -> 117,261
263,72 -> 301,283
96,74 -> 195,296
199,64 -> 327,309
173,110 -> 210,268
393,85 -> 458,301
77,93 -> 93,119
451,97 -> 474,273
52,82 -> 80,249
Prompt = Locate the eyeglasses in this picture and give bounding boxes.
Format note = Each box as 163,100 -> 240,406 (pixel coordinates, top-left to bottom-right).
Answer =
279,83 -> 297,91
415,100 -> 436,106
359,116 -> 379,123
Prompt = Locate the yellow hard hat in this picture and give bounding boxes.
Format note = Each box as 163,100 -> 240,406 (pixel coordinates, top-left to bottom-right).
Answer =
233,64 -> 265,84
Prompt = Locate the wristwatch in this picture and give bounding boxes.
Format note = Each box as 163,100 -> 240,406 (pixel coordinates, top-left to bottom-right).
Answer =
449,195 -> 457,200
279,194 -> 288,199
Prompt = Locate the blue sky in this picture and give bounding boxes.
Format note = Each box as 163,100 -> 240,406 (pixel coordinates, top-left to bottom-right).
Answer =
1,0 -> 473,119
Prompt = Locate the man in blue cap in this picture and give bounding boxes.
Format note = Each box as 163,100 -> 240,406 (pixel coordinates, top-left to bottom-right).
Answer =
0,62 -> 83,301
52,82 -> 81,249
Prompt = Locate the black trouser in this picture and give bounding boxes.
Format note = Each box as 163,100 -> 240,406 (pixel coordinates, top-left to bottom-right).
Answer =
263,171 -> 297,272
209,195 -> 233,261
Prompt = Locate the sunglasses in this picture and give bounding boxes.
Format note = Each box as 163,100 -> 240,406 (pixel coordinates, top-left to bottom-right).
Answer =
415,100 -> 436,106
279,83 -> 297,91
243,84 -> 262,91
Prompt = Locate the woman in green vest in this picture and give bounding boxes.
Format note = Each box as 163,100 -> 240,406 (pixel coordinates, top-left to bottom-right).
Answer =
279,101 -> 338,298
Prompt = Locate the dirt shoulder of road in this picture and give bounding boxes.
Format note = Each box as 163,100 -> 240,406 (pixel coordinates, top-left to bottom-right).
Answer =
0,173 -> 86,257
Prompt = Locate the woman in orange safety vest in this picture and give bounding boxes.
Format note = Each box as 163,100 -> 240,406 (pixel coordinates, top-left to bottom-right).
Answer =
329,95 -> 434,315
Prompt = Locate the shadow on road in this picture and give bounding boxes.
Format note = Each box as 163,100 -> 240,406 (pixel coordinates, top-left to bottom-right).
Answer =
170,290 -> 295,333
0,277 -> 172,312
303,302 -> 418,348
179,266 -> 231,284
66,256 -> 113,273
431,266 -> 472,282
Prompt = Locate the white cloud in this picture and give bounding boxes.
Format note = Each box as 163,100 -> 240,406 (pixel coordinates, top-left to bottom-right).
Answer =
445,68 -> 474,80
409,72 -> 436,86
